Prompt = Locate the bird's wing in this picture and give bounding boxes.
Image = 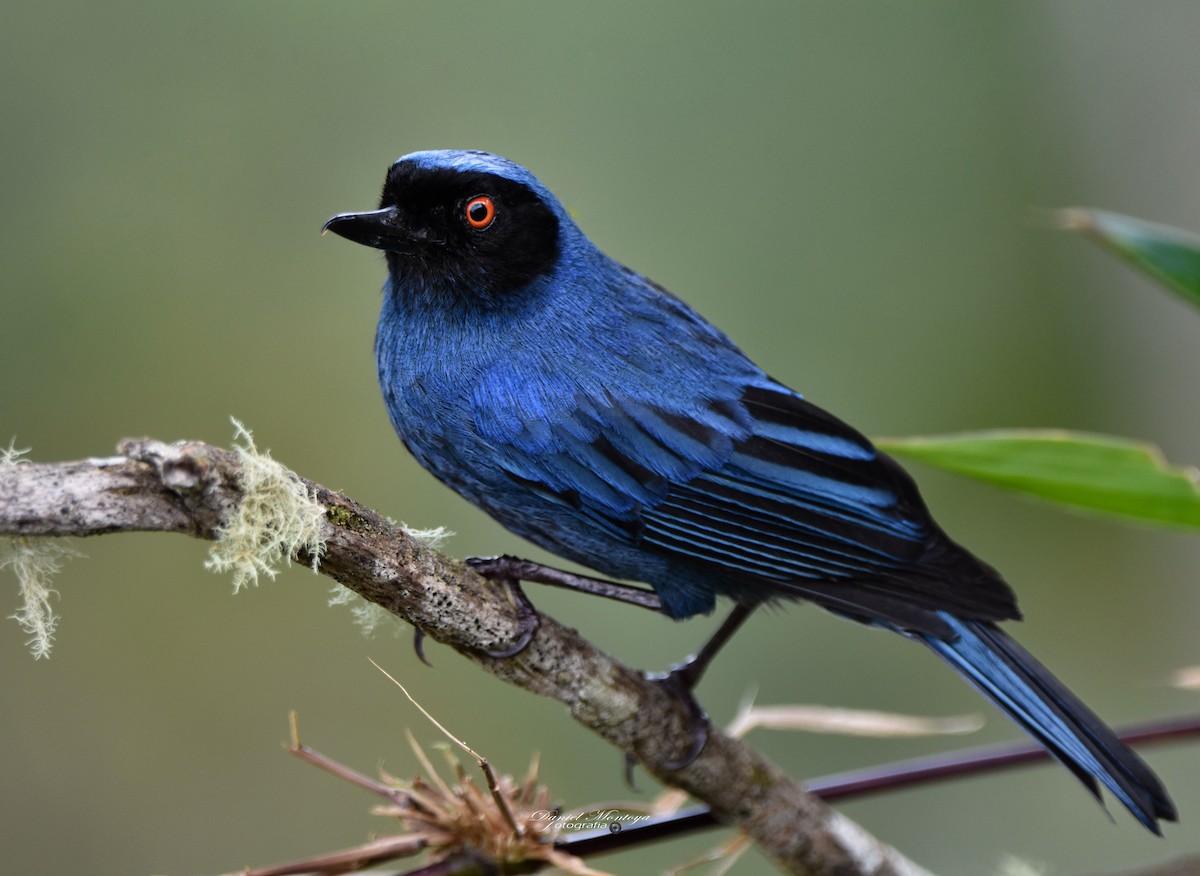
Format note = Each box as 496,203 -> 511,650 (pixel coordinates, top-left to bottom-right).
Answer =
642,381 -> 1019,627
472,356 -> 1017,630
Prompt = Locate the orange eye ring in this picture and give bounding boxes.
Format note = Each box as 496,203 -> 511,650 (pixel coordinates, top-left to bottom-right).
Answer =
465,195 -> 496,229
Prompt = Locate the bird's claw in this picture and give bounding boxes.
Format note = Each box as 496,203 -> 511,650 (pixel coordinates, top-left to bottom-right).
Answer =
412,627 -> 434,667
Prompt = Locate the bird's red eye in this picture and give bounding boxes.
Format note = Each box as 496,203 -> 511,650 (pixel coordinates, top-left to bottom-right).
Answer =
465,195 -> 496,229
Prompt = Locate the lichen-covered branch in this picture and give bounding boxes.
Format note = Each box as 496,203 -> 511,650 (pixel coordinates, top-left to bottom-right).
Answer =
0,438 -> 932,876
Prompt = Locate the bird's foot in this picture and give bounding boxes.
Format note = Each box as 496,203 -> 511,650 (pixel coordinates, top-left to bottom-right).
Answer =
623,665 -> 710,785
410,572 -> 540,665
480,577 -> 540,659
627,604 -> 754,774
645,659 -> 711,771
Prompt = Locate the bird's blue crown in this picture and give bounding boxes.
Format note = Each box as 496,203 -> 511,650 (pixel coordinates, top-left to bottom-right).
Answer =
395,149 -> 568,221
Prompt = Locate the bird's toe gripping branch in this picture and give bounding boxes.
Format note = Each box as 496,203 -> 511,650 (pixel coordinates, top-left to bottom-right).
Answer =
645,667 -> 712,772
479,577 -> 540,658
410,567 -> 541,667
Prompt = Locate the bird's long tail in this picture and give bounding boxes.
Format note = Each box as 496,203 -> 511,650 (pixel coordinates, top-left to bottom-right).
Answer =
919,614 -> 1176,833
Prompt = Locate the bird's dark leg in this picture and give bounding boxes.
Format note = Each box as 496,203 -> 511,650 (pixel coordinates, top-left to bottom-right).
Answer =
644,602 -> 757,771
467,555 -> 663,611
453,554 -> 654,664
658,601 -> 757,691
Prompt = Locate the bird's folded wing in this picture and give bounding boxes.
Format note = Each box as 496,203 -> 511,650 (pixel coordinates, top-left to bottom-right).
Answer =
474,365 -> 1017,627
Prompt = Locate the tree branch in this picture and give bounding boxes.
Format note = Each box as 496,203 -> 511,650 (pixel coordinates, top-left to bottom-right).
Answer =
0,438 -> 932,876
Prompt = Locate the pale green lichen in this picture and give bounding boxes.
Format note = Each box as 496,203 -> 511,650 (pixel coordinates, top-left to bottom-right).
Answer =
328,586 -> 398,637
204,420 -> 325,592
400,523 -> 452,549
1,439 -> 28,467
328,522 -> 452,637
2,439 -> 79,659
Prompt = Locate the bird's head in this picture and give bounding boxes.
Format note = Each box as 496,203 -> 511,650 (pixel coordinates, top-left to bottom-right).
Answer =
324,150 -> 565,304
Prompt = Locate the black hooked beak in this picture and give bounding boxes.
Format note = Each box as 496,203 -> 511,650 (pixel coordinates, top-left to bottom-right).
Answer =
322,207 -> 441,253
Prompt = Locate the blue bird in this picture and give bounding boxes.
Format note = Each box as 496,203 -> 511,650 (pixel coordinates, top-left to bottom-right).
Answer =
324,149 -> 1174,832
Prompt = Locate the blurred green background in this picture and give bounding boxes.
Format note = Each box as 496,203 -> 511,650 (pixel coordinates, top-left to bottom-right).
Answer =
2,3 -> 1198,874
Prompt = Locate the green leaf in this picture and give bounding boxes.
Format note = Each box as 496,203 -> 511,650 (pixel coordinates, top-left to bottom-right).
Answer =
1058,207 -> 1200,309
878,430 -> 1200,530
